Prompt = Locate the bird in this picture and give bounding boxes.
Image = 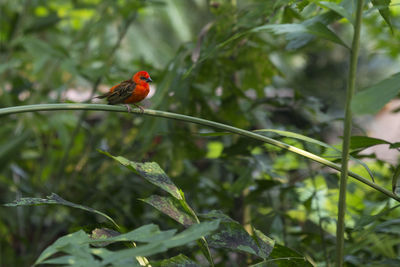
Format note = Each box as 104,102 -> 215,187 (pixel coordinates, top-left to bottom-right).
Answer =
94,71 -> 153,113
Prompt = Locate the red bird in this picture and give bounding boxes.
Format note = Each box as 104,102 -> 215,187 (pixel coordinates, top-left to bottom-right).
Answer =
95,71 -> 153,112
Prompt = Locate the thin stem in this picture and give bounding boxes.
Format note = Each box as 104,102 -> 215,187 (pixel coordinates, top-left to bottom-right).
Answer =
1,103 -> 399,203
336,1 -> 364,266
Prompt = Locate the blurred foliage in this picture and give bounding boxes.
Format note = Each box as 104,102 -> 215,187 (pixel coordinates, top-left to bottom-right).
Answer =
1,0 -> 400,266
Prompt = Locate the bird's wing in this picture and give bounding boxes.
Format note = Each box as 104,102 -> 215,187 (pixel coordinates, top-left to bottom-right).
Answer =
106,80 -> 136,105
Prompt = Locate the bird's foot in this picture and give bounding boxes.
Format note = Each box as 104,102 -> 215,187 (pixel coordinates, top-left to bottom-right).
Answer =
134,104 -> 145,114
125,104 -> 132,113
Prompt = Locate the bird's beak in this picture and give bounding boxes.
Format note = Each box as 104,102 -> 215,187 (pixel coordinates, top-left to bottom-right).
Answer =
146,77 -> 153,83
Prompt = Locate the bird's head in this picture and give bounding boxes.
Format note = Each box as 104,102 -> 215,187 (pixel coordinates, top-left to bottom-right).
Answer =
133,71 -> 153,84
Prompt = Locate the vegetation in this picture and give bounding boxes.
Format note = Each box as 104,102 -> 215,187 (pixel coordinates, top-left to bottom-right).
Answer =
1,0 -> 400,266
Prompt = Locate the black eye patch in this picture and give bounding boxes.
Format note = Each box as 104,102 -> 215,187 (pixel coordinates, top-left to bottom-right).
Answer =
140,77 -> 147,80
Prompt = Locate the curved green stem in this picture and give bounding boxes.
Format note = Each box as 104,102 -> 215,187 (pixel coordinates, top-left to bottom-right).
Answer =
336,1 -> 364,266
1,103 -> 399,204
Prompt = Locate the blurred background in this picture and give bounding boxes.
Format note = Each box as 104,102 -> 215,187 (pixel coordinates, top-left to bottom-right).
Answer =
1,0 -> 400,266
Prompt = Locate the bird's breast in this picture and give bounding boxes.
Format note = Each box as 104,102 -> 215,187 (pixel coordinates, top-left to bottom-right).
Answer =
123,84 -> 150,104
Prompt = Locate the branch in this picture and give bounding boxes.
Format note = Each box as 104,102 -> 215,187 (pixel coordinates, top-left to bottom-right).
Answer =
1,103 -> 398,203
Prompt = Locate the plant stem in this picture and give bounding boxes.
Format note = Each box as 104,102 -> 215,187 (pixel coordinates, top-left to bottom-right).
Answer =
336,0 -> 364,266
1,103 -> 399,203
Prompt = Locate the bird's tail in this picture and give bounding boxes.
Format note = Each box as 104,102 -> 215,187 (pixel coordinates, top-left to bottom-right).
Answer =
92,92 -> 110,100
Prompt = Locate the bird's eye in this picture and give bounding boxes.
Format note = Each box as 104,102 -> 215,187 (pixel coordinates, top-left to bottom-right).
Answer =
140,77 -> 146,80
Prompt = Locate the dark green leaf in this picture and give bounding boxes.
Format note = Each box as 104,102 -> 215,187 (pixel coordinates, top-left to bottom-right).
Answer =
141,195 -> 196,227
35,230 -> 90,265
201,211 -> 274,259
159,254 -> 200,267
88,224 -> 176,245
250,244 -> 312,266
371,0 -> 393,32
353,204 -> 400,231
166,220 -> 220,248
90,228 -> 120,247
318,1 -> 354,24
4,193 -> 119,229
350,136 -> 391,150
99,150 -> 182,199
352,72 -> 400,114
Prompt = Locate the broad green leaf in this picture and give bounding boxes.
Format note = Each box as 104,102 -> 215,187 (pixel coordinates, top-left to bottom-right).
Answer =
4,193 -> 119,229
159,254 -> 200,267
371,0 -> 393,33
350,136 -> 391,150
88,224 -> 176,245
166,220 -> 220,248
201,211 -> 274,259
90,228 -> 120,247
318,1 -> 354,24
305,22 -> 348,47
141,195 -> 196,227
250,244 -> 312,266
35,221 -> 219,266
35,230 -> 90,264
255,129 -> 375,182
352,72 -> 400,114
251,22 -> 348,48
100,243 -> 168,265
392,165 -> 400,195
99,150 -> 182,199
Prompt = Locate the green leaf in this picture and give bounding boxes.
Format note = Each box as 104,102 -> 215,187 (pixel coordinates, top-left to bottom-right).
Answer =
35,221 -> 219,266
166,220 -> 220,248
4,193 -> 119,229
250,244 -> 312,266
318,1 -> 354,24
252,22 -> 348,48
99,150 -> 182,199
350,136 -> 392,150
201,211 -> 274,259
100,243 -> 167,265
305,22 -> 348,48
90,228 -> 120,247
353,204 -> 400,231
352,72 -> 400,114
371,0 -> 393,33
88,224 -> 176,245
35,230 -> 90,264
141,195 -> 197,227
159,254 -> 200,267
